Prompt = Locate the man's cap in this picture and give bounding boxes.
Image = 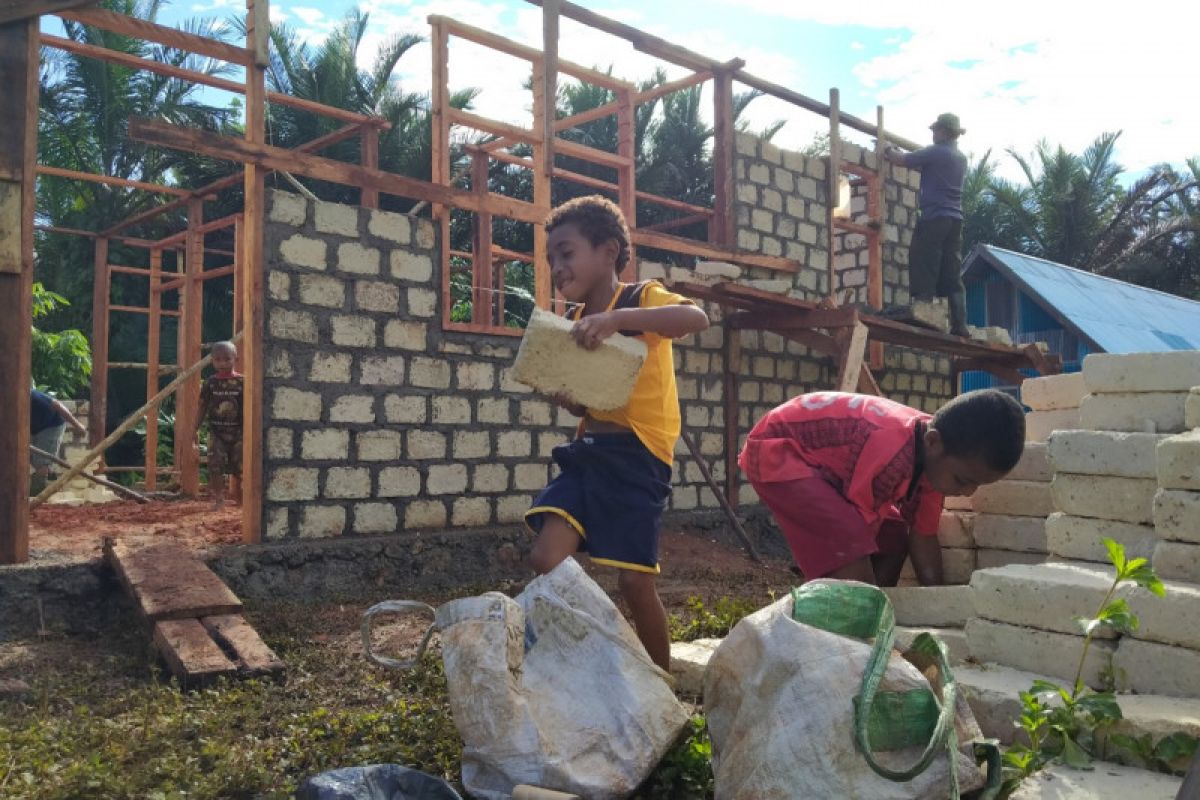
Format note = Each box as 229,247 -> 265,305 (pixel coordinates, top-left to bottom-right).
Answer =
930,112 -> 965,135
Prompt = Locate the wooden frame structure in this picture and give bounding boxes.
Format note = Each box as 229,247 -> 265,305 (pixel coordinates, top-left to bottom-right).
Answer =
1,0 -> 1058,564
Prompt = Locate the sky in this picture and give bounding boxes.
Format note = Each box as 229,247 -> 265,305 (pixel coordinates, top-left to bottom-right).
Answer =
54,0 -> 1200,182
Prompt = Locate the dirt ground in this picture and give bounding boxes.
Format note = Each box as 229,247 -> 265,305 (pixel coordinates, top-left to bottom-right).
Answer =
28,497 -> 243,564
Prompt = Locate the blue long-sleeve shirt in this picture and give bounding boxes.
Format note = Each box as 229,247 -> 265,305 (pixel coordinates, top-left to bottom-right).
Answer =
901,142 -> 967,221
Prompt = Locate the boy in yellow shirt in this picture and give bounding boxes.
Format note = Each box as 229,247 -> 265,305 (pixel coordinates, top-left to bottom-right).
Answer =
525,195 -> 709,671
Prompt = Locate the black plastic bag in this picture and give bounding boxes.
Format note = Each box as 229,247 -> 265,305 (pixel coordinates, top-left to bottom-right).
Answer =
296,764 -> 463,800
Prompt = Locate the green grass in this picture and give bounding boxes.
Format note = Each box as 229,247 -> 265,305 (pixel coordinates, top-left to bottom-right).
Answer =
0,596 -> 748,799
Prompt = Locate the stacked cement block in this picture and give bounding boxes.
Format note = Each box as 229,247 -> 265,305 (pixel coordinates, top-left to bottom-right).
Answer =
969,352 -> 1200,699
44,399 -> 119,506
1153,396 -> 1200,585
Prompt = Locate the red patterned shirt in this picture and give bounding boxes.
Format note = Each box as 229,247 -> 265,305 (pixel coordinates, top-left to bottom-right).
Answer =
739,392 -> 944,535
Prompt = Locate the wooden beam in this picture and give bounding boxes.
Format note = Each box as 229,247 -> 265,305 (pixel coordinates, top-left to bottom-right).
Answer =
175,199 -> 203,496
430,14 -> 633,92
58,7 -> 251,65
145,248 -> 162,491
722,321 -> 741,507
43,34 -> 386,128
88,236 -> 110,448
631,228 -> 799,272
0,17 -> 36,564
710,69 -> 734,246
541,0 -> 559,181
827,87 -> 841,301
641,212 -> 710,233
470,150 -> 493,326
37,164 -> 189,196
241,0 -> 266,544
128,117 -> 550,226
0,0 -> 94,25
869,104 -> 885,370
531,59 -> 550,309
522,0 -> 922,151
617,87 -> 635,280
102,123 -> 367,237
360,125 -> 379,209
431,19 -> 453,323
835,320 -> 869,392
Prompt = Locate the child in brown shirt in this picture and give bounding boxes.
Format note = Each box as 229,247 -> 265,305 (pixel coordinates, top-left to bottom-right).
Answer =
194,341 -> 243,509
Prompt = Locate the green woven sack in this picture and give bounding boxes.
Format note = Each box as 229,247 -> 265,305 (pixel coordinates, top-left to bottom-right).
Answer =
791,581 -> 996,798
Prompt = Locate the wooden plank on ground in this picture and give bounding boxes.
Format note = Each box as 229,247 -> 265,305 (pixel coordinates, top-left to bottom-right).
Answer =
153,618 -> 236,684
105,540 -> 242,621
201,614 -> 284,676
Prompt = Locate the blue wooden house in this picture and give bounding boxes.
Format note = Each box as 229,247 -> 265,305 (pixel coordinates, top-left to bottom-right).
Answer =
960,244 -> 1200,392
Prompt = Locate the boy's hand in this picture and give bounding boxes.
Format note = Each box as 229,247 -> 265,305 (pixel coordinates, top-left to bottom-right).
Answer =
570,311 -> 621,350
549,393 -> 586,418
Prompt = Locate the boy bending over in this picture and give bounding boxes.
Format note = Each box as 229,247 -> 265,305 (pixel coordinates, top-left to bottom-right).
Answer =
525,195 -> 709,671
740,390 -> 1024,586
194,341 -> 243,509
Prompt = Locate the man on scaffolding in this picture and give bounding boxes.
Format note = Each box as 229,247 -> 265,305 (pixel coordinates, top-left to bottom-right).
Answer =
882,112 -> 969,338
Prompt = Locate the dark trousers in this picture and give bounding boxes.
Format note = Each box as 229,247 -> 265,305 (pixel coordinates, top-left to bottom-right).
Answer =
908,216 -> 964,299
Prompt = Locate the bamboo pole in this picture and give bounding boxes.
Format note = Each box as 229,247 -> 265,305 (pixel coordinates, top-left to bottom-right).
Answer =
29,445 -> 149,503
679,429 -> 761,563
31,332 -> 241,508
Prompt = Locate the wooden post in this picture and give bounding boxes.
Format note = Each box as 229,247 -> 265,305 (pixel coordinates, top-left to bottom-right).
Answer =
360,126 -> 379,209
145,247 -> 162,490
836,319 -> 869,393
470,149 -> 493,325
869,104 -> 885,370
710,69 -> 735,247
616,87 -> 636,280
530,58 -> 551,309
827,88 -> 841,301
541,0 -> 559,180
176,198 -> 204,496
722,323 -> 741,507
431,20 -> 454,322
241,0 -> 268,543
232,215 -> 243,336
88,235 -> 110,448
0,16 -> 37,564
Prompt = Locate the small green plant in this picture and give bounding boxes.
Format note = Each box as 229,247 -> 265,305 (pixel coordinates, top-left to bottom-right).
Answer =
635,715 -> 714,799
1002,537 -> 1166,789
668,595 -> 758,642
1109,732 -> 1199,776
31,282 -> 92,397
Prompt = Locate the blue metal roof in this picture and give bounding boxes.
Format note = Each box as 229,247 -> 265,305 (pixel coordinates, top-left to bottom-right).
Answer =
962,245 -> 1200,354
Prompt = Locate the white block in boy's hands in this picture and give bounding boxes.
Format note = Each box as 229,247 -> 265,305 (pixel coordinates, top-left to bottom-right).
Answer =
512,307 -> 647,411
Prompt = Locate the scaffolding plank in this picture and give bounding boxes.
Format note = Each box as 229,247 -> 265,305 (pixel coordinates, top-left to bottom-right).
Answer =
105,540 -> 242,621
153,618 -> 236,685
201,614 -> 285,676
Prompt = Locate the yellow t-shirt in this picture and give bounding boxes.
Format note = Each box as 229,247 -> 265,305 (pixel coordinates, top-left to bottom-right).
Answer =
572,280 -> 695,465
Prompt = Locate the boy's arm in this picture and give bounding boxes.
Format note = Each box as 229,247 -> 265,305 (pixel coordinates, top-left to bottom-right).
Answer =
908,532 -> 945,586
50,400 -> 87,435
571,304 -> 709,350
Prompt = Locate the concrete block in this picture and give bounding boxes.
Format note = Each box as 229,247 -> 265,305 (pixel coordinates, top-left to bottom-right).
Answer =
325,467 -> 371,499
1080,391 -> 1191,433
1153,489 -> 1200,543
1025,408 -> 1082,443
884,585 -> 975,626
1047,430 -> 1166,478
314,199 -> 359,236
1009,762 -> 1180,799
966,618 -> 1115,689
971,562 -> 1116,637
1005,442 -> 1052,482
377,466 -> 421,498
336,242 -> 380,275
405,499 -> 447,529
1187,387 -> 1200,429
1114,638 -> 1200,698
1152,540 -> 1200,584
354,280 -> 400,313
451,497 -> 492,527
973,515 -> 1047,553
1157,429 -> 1200,490
353,502 -> 398,534
966,325 -> 1012,345
300,429 -> 349,460
1045,513 -> 1158,564
1127,577 -> 1200,651
969,480 -> 1056,517
976,548 -> 1046,569
943,547 -> 976,584
426,464 -> 468,495
512,308 -> 647,411
267,467 -> 319,502
1052,474 -> 1157,524
956,664 -> 1069,745
669,638 -> 720,695
1084,351 -> 1200,394
407,287 -> 437,318
1021,372 -> 1087,411
279,234 -> 327,270
269,308 -> 318,343
937,511 -> 975,549
943,494 -> 973,511
268,189 -> 307,225
330,314 -> 377,348
299,506 -> 345,538
272,387 -> 322,421
309,352 -> 352,383
894,626 -> 968,664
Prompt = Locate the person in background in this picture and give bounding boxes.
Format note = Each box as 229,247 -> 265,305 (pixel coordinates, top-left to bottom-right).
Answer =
29,387 -> 87,495
194,341 -> 243,510
883,112 -> 970,337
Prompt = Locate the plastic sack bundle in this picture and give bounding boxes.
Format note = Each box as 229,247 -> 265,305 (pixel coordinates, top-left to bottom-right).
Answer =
364,558 -> 689,800
704,580 -> 999,800
295,764 -> 462,800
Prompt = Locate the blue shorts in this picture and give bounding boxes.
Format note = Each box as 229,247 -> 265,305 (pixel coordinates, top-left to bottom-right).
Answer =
525,432 -> 673,574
